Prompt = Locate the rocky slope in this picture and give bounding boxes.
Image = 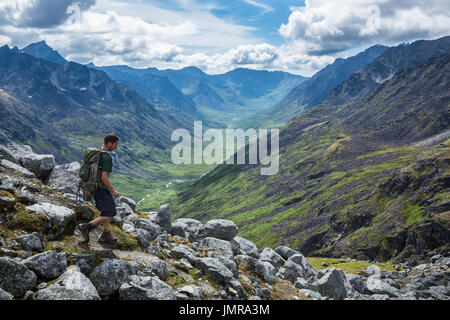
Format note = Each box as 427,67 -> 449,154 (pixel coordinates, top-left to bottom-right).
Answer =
171,53 -> 450,265
1,143 -> 448,300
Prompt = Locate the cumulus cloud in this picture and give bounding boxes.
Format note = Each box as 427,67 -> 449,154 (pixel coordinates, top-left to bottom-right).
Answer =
0,0 -> 95,28
279,0 -> 450,55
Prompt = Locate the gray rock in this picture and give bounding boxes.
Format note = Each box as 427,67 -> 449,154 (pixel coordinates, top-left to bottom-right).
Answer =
115,196 -> 136,211
201,237 -> 234,262
122,223 -> 134,233
316,268 -> 348,300
170,244 -> 198,265
0,257 -> 37,297
0,287 -> 14,300
222,259 -> 239,278
22,251 -> 67,279
365,265 -> 381,278
35,265 -> 100,300
0,178 -> 15,193
123,213 -> 140,226
254,260 -> 277,284
134,219 -> 162,240
346,273 -> 370,294
227,279 -> 248,299
71,254 -> 95,275
428,286 -> 448,299
0,194 -> 15,210
26,202 -> 75,239
155,204 -> 172,233
17,187 -> 36,204
176,285 -> 203,300
136,255 -> 169,280
204,219 -> 238,241
286,254 -> 317,279
170,218 -> 205,241
6,143 -> 55,180
89,259 -> 139,297
231,236 -> 260,258
196,258 -> 234,283
366,276 -> 401,297
133,228 -> 153,248
274,246 -> 297,260
47,162 -> 80,194
116,203 -> 134,220
299,289 -> 322,300
431,255 -> 442,263
259,247 -> 285,269
0,145 -> 18,163
75,204 -> 96,221
1,159 -> 35,178
15,232 -> 45,252
119,275 -> 176,300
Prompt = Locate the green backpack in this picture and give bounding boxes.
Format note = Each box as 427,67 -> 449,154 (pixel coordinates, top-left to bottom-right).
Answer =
77,148 -> 107,200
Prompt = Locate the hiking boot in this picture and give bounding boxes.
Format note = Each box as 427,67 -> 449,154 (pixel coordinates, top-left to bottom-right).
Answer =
98,230 -> 117,245
78,223 -> 93,243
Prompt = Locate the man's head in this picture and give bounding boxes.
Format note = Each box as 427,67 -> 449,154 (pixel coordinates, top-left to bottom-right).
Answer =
103,133 -> 119,151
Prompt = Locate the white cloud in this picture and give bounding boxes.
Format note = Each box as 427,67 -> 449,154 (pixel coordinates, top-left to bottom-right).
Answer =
279,0 -> 450,55
243,0 -> 274,15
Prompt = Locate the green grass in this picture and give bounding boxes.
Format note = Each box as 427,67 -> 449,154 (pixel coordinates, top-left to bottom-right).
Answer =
307,257 -> 397,274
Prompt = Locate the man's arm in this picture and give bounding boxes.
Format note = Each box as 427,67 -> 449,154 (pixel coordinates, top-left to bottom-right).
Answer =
101,171 -> 119,198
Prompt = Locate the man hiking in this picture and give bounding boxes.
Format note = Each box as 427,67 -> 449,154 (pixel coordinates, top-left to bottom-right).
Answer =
77,133 -> 120,245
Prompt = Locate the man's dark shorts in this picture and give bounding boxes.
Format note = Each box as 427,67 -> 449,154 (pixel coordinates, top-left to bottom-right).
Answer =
93,188 -> 117,217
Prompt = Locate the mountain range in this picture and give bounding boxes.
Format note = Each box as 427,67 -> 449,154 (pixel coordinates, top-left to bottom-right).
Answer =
244,36 -> 450,129
170,42 -> 450,264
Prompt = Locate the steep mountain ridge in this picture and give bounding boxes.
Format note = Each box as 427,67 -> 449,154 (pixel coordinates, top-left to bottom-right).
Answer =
0,45 -> 181,177
324,35 -> 450,106
239,44 -> 389,129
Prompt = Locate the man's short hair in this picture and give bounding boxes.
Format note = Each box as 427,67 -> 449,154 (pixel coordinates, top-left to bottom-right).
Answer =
104,133 -> 119,145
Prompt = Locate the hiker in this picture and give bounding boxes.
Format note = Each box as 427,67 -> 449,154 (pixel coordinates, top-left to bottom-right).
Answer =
77,133 -> 120,244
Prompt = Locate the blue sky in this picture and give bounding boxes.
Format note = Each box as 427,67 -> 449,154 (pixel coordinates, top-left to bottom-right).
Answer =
0,0 -> 449,76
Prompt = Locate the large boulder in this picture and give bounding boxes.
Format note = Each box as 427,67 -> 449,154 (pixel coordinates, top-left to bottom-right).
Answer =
0,194 -> 15,210
176,285 -> 203,300
0,257 -> 37,297
259,247 -> 285,269
154,204 -> 172,232
366,276 -> 401,297
0,145 -> 17,163
0,287 -> 13,300
5,142 -> 55,181
22,251 -> 67,279
316,268 -> 348,300
15,232 -> 45,252
196,258 -> 234,283
170,218 -> 205,241
47,162 -> 80,195
35,265 -> 100,300
134,219 -> 162,240
201,237 -> 234,262
115,196 -> 136,211
70,254 -> 96,275
204,219 -> 238,241
26,202 -> 75,239
231,236 -> 259,258
89,259 -> 139,297
234,255 -> 276,284
170,244 -> 198,265
119,275 -> 176,300
1,159 -> 35,178
274,246 -> 297,260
